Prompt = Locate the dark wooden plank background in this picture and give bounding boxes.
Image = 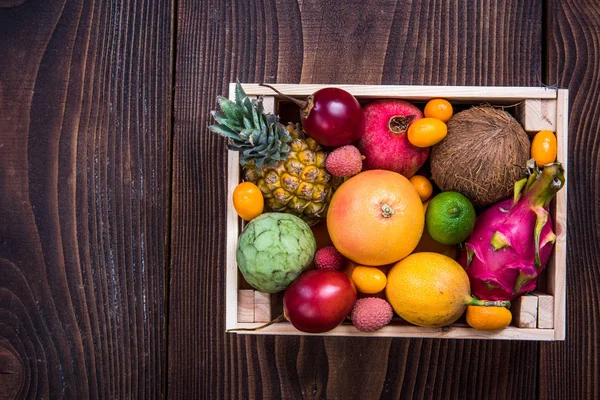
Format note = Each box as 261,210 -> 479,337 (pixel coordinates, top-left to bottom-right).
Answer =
0,0 -> 172,398
1,0 -> 599,399
540,0 -> 600,398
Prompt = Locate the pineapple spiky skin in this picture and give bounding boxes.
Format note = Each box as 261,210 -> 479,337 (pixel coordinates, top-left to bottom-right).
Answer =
244,124 -> 343,226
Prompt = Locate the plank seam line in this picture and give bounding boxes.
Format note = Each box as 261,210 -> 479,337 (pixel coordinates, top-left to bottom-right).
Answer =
163,0 -> 178,397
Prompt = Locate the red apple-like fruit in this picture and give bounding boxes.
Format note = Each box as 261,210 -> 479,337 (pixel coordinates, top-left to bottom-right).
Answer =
260,84 -> 364,146
358,100 -> 429,178
283,269 -> 357,333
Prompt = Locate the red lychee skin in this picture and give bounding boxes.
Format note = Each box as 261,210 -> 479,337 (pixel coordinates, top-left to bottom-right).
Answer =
351,297 -> 393,332
326,145 -> 363,177
358,100 -> 429,178
314,246 -> 345,271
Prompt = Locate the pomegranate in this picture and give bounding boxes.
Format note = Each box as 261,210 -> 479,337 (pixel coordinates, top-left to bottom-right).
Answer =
283,269 -> 356,333
358,100 -> 429,178
260,84 -> 364,147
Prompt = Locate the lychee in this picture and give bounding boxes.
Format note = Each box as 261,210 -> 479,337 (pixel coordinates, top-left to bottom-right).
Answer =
326,145 -> 363,177
314,246 -> 344,271
351,297 -> 394,332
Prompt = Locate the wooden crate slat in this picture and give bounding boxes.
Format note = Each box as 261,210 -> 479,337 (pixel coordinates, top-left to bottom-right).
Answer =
229,323 -> 556,341
547,89 -> 569,340
226,84 -> 242,330
240,84 -> 558,101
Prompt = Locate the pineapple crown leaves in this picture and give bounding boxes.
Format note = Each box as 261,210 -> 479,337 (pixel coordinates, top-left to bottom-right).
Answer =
209,82 -> 291,170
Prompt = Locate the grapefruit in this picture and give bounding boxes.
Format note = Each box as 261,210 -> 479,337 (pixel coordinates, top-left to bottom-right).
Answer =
327,170 -> 424,266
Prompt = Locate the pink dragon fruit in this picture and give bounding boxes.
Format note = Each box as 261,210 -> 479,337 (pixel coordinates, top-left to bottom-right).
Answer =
459,160 -> 565,301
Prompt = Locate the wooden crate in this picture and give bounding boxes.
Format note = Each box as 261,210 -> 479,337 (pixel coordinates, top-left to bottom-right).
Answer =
225,84 -> 568,341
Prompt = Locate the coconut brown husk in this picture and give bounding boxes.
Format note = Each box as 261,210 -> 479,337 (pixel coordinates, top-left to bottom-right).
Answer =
430,106 -> 530,207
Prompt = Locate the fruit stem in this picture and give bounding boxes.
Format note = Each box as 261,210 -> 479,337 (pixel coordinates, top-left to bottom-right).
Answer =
468,298 -> 511,308
381,204 -> 395,218
260,83 -> 308,110
228,313 -> 287,332
521,161 -> 565,209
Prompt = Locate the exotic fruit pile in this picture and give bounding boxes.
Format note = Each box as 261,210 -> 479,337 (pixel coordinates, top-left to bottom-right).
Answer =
211,84 -> 564,333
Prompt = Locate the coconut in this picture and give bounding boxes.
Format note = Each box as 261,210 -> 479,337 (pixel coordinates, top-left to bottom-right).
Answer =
430,106 -> 530,207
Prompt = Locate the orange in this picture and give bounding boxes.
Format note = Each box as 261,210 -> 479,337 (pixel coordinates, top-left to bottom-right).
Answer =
232,182 -> 264,221
466,305 -> 512,331
424,98 -> 453,122
351,266 -> 387,294
531,130 -> 557,167
327,170 -> 424,266
407,118 -> 448,147
409,175 -> 433,202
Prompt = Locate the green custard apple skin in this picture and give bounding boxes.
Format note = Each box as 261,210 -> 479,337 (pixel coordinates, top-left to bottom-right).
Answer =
236,213 -> 317,293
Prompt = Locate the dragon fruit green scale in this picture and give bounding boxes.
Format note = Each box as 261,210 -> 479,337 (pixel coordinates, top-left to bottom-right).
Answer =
459,160 -> 565,301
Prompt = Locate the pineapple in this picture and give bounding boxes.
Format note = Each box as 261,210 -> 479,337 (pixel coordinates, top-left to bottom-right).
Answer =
209,83 -> 341,225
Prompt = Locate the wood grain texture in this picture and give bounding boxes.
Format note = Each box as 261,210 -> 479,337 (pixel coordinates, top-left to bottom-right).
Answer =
512,295 -> 539,329
169,0 -> 542,399
533,292 -> 554,329
0,0 -> 172,398
516,99 -> 557,133
541,0 -> 600,397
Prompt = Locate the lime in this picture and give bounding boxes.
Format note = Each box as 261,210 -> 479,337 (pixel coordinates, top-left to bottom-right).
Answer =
425,192 -> 476,245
